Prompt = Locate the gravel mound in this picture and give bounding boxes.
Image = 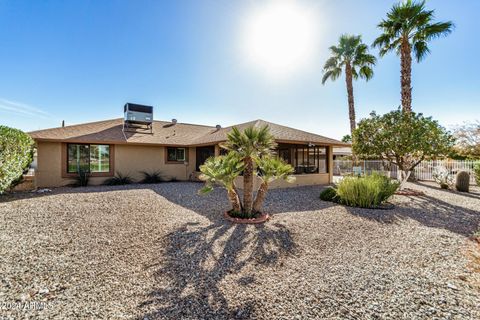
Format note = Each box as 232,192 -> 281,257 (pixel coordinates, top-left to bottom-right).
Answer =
1,181 -> 479,319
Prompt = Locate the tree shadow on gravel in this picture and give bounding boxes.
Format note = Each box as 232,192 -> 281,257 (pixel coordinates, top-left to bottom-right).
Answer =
1,183 -> 335,219
0,182 -> 205,203
150,183 -> 335,220
344,194 -> 480,237
138,221 -> 295,320
412,181 -> 480,201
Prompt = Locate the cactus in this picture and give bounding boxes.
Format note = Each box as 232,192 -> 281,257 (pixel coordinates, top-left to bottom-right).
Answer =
455,171 -> 470,192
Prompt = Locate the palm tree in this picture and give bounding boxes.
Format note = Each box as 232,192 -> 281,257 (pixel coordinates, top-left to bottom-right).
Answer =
199,152 -> 244,213
373,0 -> 453,113
253,156 -> 294,212
221,125 -> 277,215
322,34 -> 376,138
199,126 -> 294,219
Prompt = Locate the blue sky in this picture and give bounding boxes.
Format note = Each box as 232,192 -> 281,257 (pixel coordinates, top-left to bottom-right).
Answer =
0,0 -> 478,139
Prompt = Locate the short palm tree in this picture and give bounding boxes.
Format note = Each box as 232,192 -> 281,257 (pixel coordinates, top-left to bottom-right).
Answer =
322,34 -> 376,138
253,156 -> 294,212
200,125 -> 295,219
221,125 -> 277,215
373,0 -> 453,113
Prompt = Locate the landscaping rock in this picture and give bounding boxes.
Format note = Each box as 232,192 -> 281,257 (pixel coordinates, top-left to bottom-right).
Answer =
0,181 -> 479,319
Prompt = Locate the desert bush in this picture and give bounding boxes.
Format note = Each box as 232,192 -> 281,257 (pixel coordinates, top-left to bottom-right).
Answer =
474,162 -> 480,186
432,166 -> 453,189
103,172 -> 134,185
140,171 -> 163,184
74,168 -> 90,187
336,173 -> 399,208
0,126 -> 34,193
319,187 -> 338,202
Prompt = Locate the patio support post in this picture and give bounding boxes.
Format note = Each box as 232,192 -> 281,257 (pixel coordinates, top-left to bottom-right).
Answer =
328,146 -> 334,183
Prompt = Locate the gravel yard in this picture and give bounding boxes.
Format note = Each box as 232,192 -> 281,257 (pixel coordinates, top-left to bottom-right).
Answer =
1,181 -> 480,319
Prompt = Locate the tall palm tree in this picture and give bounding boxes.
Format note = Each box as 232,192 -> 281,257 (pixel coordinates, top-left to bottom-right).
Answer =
373,0 -> 453,113
322,34 -> 376,138
221,125 -> 277,215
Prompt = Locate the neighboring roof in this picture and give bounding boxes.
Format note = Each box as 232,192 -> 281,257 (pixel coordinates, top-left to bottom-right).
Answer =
29,118 -> 349,147
333,147 -> 352,155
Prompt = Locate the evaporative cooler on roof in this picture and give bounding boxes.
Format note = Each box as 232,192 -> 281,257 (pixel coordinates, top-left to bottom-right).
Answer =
123,103 -> 154,133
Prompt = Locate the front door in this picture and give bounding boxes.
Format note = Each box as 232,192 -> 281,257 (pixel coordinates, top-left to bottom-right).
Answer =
196,146 -> 215,171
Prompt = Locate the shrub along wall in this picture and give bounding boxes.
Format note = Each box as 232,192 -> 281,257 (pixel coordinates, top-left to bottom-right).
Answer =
0,126 -> 34,193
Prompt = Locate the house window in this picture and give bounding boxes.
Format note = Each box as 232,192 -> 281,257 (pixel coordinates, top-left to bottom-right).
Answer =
167,147 -> 186,162
276,145 -> 328,174
67,144 -> 110,173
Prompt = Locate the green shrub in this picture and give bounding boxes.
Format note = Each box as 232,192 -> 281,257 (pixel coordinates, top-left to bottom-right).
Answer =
140,171 -> 163,184
320,187 -> 338,202
474,162 -> 480,186
0,126 -> 34,193
103,172 -> 134,185
336,173 -> 399,208
432,166 -> 453,189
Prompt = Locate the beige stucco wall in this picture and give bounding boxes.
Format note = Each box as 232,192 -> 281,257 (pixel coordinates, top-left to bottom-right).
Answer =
36,141 -> 108,187
36,141 -> 62,188
235,173 -> 329,190
114,144 -> 196,182
35,142 -> 198,188
35,142 -> 334,188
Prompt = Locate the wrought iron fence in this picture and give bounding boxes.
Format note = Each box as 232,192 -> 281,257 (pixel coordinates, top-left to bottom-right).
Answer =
333,159 -> 478,184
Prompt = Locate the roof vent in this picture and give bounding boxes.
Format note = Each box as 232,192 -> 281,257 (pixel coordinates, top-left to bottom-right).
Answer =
123,103 -> 154,134
171,119 -> 177,125
215,124 -> 221,130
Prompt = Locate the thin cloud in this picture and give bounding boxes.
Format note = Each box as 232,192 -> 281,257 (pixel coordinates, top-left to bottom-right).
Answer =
0,98 -> 51,119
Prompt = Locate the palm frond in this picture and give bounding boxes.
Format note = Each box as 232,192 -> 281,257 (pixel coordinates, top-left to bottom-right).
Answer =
323,56 -> 339,70
372,33 -> 394,54
323,34 -> 374,83
199,152 -> 243,190
256,156 -> 294,184
321,67 -> 342,84
351,67 -> 358,80
223,125 -> 276,160
358,66 -> 374,81
374,0 -> 453,60
412,41 -> 430,62
422,21 -> 454,41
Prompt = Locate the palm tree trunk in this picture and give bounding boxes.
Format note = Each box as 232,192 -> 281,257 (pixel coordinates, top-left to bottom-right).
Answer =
345,62 -> 356,162
253,181 -> 268,213
243,157 -> 254,215
233,184 -> 243,211
345,62 -> 356,137
400,38 -> 412,113
227,188 -> 242,213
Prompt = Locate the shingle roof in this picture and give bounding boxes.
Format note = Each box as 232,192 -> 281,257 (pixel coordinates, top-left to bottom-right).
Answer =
29,118 -> 348,147
192,119 -> 347,146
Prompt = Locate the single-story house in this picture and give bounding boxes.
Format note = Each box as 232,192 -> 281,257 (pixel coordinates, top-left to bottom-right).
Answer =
29,107 -> 349,189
